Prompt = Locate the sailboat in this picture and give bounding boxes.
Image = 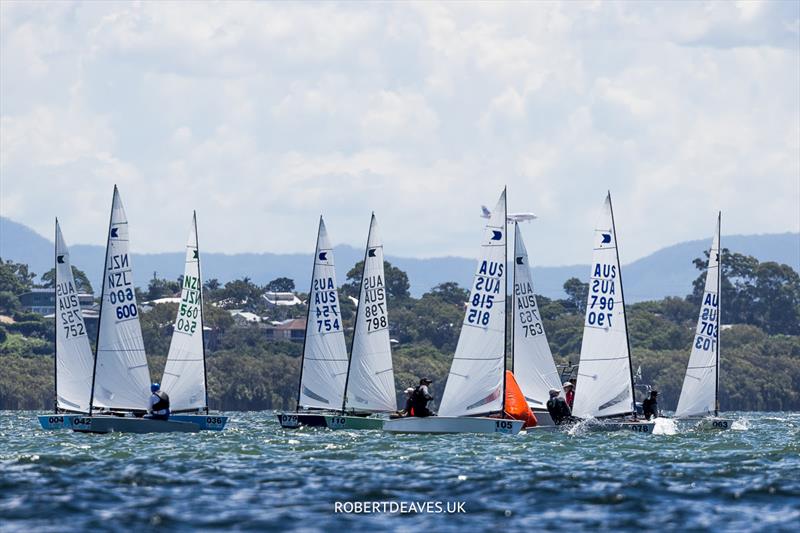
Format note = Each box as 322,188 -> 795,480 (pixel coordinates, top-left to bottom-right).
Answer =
511,222 -> 563,426
383,189 -> 525,434
571,193 -> 654,433
160,212 -> 228,431
71,186 -> 200,433
675,213 -> 732,430
278,216 -> 350,428
38,220 -> 96,430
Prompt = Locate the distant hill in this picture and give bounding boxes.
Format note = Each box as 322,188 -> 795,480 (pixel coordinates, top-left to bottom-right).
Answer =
1,216 -> 797,301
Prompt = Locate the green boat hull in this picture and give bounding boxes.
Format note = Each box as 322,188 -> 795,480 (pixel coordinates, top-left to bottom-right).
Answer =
324,415 -> 384,430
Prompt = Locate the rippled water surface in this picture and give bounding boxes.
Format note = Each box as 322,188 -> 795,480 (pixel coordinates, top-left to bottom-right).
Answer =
1,412 -> 799,531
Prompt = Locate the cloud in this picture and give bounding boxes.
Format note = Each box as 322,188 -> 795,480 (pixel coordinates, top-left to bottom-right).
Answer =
1,1 -> 797,268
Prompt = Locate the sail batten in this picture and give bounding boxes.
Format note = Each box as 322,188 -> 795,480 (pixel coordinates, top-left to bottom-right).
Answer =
297,217 -> 349,410
91,187 -> 152,412
438,190 -> 507,417
344,214 -> 397,413
511,223 -> 562,408
54,220 -> 95,413
572,194 -> 635,419
162,212 -> 207,412
675,215 -> 721,418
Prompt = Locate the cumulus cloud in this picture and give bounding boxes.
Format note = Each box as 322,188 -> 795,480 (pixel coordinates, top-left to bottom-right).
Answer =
1,0 -> 797,266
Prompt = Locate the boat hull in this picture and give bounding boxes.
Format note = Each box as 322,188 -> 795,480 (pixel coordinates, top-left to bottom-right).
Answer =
382,416 -> 524,434
39,413 -> 227,431
324,415 -> 384,430
38,414 -> 85,430
277,412 -> 329,428
170,414 -> 229,431
71,416 -> 201,434
531,409 -> 555,426
583,420 -> 655,433
679,417 -> 734,431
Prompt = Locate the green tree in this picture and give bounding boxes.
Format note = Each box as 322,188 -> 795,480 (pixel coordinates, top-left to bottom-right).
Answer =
344,260 -> 410,300
563,277 -> 588,313
146,274 -> 181,301
424,282 -> 468,305
39,266 -> 94,294
265,277 -> 295,292
0,258 -> 36,294
0,291 -> 21,314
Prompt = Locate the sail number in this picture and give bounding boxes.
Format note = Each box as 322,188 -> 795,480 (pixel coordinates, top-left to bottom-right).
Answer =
363,274 -> 387,332
494,420 -> 515,433
516,283 -> 545,338
314,277 -> 342,333
176,275 -> 200,334
712,420 -> 729,429
57,281 -> 88,339
468,260 -> 503,327
106,253 -> 139,322
586,263 -> 617,328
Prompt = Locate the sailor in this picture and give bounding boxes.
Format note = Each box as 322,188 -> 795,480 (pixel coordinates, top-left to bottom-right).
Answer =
410,378 -> 434,417
642,389 -> 659,420
148,383 -> 171,421
401,387 -> 415,417
546,388 -> 572,425
563,381 -> 575,409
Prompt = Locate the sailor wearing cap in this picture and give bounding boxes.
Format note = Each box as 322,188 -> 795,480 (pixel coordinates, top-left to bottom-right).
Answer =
410,378 -> 434,418
547,388 -> 572,425
642,389 -> 659,420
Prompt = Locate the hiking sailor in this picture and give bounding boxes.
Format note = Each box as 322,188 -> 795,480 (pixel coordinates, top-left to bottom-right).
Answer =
410,378 -> 434,417
642,389 -> 659,420
148,383 -> 171,420
546,388 -> 573,425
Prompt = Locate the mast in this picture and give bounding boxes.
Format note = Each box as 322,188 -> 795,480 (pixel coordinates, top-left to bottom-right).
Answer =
715,211 -> 721,417
607,191 -> 637,416
296,216 -> 323,410
501,187 -> 508,416
53,218 -> 58,413
89,185 -> 117,415
341,213 -> 373,413
510,221 -> 517,374
194,211 -> 209,414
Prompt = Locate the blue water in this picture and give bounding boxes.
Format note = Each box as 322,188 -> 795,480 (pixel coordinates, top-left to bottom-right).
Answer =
1,412 -> 798,531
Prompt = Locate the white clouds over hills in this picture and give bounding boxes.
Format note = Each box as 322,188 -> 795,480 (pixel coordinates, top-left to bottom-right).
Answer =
1,1 -> 798,265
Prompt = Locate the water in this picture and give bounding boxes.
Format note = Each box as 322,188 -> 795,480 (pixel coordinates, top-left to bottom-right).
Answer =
1,412 -> 798,531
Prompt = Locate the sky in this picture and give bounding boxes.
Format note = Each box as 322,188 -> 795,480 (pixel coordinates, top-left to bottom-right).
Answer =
1,1 -> 798,266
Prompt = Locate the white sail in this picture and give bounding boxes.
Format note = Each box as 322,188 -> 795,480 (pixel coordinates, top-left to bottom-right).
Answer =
92,186 -> 152,411
438,190 -> 507,417
344,214 -> 397,412
572,194 -> 635,419
675,214 -> 721,418
297,217 -> 350,410
162,212 -> 207,412
512,223 -> 562,409
54,220 -> 94,413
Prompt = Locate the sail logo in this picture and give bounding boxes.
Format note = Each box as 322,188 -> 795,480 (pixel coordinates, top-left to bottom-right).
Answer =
601,233 -> 612,244
110,227 -> 119,238
318,251 -> 328,261
491,230 -> 503,241
368,248 -> 377,258
57,255 -> 65,264
515,256 -> 524,265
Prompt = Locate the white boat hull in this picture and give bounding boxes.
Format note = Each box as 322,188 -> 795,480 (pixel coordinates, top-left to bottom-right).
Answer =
532,409 -> 555,426
382,416 -> 524,434
71,416 -> 201,433
679,417 -> 735,431
583,420 -> 655,433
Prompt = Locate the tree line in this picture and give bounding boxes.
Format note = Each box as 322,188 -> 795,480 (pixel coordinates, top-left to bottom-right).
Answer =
1,250 -> 798,411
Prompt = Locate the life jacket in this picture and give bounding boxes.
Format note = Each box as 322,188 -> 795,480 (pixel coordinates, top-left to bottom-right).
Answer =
410,386 -> 430,415
152,390 -> 170,411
